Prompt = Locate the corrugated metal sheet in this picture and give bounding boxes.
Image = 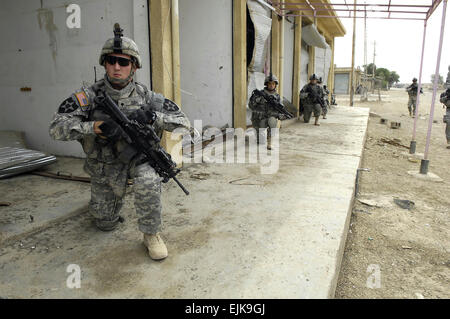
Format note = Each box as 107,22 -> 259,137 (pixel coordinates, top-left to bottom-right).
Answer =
302,24 -> 329,49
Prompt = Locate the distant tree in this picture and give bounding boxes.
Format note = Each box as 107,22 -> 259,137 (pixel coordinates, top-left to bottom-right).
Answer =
375,68 -> 390,79
431,74 -> 444,85
364,63 -> 376,75
388,71 -> 400,87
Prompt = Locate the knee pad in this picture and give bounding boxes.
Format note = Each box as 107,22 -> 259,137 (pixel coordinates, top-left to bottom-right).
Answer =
268,117 -> 278,128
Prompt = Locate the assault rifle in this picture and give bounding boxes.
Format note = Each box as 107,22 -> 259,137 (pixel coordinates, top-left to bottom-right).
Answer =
407,84 -> 423,94
306,85 -> 326,108
252,90 -> 294,119
94,91 -> 189,196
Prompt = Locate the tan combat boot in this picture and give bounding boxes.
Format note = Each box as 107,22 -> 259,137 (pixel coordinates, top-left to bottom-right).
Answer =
314,116 -> 320,126
267,136 -> 272,150
143,233 -> 168,260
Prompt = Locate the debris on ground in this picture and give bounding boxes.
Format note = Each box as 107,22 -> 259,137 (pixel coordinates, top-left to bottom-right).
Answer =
393,198 -> 415,210
0,201 -> 11,206
228,176 -> 263,186
379,137 -> 410,149
357,199 -> 382,208
189,173 -> 210,180
31,171 -> 91,183
0,147 -> 56,179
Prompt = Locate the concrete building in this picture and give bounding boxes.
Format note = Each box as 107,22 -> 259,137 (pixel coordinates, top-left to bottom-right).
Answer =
333,67 -> 363,95
0,0 -> 345,157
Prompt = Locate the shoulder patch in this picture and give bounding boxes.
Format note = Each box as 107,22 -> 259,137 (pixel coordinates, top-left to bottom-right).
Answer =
74,91 -> 90,111
58,97 -> 79,114
163,98 -> 180,112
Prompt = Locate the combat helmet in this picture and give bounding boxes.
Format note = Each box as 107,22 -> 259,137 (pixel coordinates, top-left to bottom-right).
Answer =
264,74 -> 279,86
99,23 -> 142,68
310,74 -> 319,81
412,78 -> 418,82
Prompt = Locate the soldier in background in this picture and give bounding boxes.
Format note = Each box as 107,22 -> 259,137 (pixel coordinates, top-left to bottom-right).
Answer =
406,78 -> 423,117
248,74 -> 287,150
300,74 -> 324,126
318,77 -> 329,119
49,24 -> 190,260
439,87 -> 450,149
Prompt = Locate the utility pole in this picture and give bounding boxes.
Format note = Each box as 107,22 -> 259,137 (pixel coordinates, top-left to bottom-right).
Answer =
364,2 -> 367,75
349,0 -> 357,106
372,40 -> 376,93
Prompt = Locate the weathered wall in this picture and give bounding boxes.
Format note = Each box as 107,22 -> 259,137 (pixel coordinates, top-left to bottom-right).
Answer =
300,41 -> 310,89
283,17 -> 294,103
179,0 -> 233,129
334,73 -> 350,94
0,0 -> 150,157
315,46 -> 332,84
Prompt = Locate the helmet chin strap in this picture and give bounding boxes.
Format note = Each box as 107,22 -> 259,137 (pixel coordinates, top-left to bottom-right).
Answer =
265,85 -> 276,93
106,68 -> 135,88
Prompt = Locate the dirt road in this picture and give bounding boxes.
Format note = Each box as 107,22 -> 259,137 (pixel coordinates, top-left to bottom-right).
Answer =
335,88 -> 450,299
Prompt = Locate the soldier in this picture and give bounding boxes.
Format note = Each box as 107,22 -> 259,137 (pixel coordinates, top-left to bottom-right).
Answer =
300,74 -> 324,126
406,78 -> 423,117
248,74 -> 288,150
49,24 -> 190,260
439,87 -> 450,149
318,77 -> 329,120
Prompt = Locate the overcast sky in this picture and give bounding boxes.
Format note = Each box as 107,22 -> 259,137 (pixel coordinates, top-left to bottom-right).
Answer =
334,1 -> 450,84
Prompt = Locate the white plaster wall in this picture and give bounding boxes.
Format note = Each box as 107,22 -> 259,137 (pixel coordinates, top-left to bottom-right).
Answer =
179,0 -> 233,129
0,0 -> 150,157
300,41 -> 309,89
283,18 -> 294,102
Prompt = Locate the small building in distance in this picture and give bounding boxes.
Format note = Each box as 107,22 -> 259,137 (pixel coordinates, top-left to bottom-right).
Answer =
333,67 -> 362,94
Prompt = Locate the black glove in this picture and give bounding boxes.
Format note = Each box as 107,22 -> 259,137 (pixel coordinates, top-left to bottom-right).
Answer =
98,119 -> 127,143
129,108 -> 157,125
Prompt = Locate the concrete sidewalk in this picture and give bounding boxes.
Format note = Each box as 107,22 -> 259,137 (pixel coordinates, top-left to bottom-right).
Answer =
0,106 -> 369,299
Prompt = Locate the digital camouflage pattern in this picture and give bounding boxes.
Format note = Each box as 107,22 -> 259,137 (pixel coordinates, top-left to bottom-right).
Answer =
300,83 -> 323,122
99,36 -> 142,68
248,89 -> 282,130
440,89 -> 450,143
49,77 -> 190,234
406,82 -> 423,115
320,84 -> 330,117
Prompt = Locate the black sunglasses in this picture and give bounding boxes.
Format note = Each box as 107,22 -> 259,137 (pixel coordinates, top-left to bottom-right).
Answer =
105,55 -> 133,67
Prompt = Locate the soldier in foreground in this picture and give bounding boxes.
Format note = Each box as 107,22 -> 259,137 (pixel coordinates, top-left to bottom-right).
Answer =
248,74 -> 290,150
300,74 -> 324,126
406,78 -> 423,117
49,24 -> 190,260
439,87 -> 450,149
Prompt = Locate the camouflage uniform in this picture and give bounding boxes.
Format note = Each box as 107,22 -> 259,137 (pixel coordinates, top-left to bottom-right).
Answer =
406,81 -> 423,116
49,77 -> 190,234
439,88 -> 450,145
300,83 -> 323,123
248,89 -> 283,143
321,85 -> 330,117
